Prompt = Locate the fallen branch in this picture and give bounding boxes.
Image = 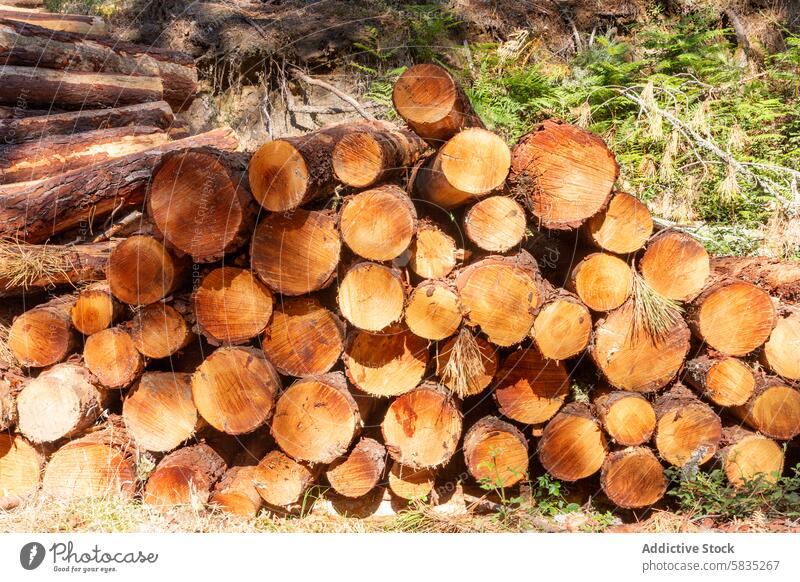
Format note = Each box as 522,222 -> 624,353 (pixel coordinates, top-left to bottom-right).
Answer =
290,68 -> 376,120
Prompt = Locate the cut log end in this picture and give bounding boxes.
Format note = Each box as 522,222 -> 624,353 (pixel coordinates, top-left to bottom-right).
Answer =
253,450 -> 316,507
762,310 -> 800,380
84,327 -> 144,388
538,404 -> 608,481
325,437 -> 386,498
387,461 -> 435,500
639,231 -> 710,301
601,447 -> 666,509
494,347 -> 569,425
570,253 -> 633,312
595,391 -> 656,446
721,430 -> 784,488
532,297 -> 592,360
463,196 -> 526,252
464,417 -> 529,488
684,355 -> 755,407
655,388 -> 722,467
43,442 -> 134,500
0,434 -> 43,509
332,126 -> 426,188
248,139 -> 309,211
338,263 -> 406,332
405,281 -> 462,341
585,192 -> 653,254
210,466 -> 263,519
408,221 -> 458,279
9,301 -> 75,367
71,284 -> 119,335
144,444 -> 226,508
733,380 -> 800,440
434,332 -> 498,397
340,185 -> 416,261
128,302 -> 192,359
107,235 -> 181,306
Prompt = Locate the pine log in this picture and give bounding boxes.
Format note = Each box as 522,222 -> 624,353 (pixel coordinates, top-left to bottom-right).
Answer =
339,184 -> 417,261
639,231 -> 710,302
463,416 -> 529,488
408,219 -> 459,279
719,426 -> 784,488
531,287 -> 592,360
413,128 -> 510,209
687,279 -> 776,356
654,384 -> 722,467
684,354 -> 755,407
434,332 -> 499,397
127,302 -> 192,359
0,240 -> 113,297
192,346 -> 281,435
0,104 -> 52,118
538,403 -> 608,481
144,444 -> 227,508
8,294 -> 76,367
16,363 -> 107,443
731,376 -> 800,440
392,63 -> 483,144
463,195 -> 526,253
107,235 -> 183,306
0,19 -> 196,108
455,252 -> 544,346
253,449 -> 317,508
0,2 -> 44,8
122,372 -> 199,453
326,437 -> 386,498
271,372 -> 360,464
594,391 -> 656,446
84,327 -> 144,389
344,325 -> 429,397
210,466 -> 263,518
600,447 -> 666,509
262,297 -> 345,377
0,10 -> 106,35
250,208 -> 340,296
70,282 -> 122,335
332,123 -> 427,187
569,253 -> 633,312
0,125 -> 169,183
405,280 -> 462,341
591,302 -> 691,392
493,347 -> 569,425
148,151 -> 254,262
0,433 -> 43,509
710,255 -> 800,302
0,101 -> 174,145
193,267 -> 273,345
338,262 -> 406,332
761,306 -> 800,380
382,382 -> 462,469
0,375 -> 19,431
585,192 -> 653,254
0,127 -> 238,243
387,461 -> 435,501
510,119 -> 618,229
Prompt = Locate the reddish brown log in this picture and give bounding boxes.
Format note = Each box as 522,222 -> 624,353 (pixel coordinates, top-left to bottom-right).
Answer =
144,444 -> 227,508
107,235 -> 184,306
127,302 -> 192,359
0,10 -> 106,35
710,255 -> 800,302
70,282 -> 122,336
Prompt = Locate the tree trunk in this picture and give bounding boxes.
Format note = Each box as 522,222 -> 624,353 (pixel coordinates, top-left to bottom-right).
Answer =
0,240 -> 114,297
687,279 -> 776,356
710,255 -> 800,302
463,195 -> 526,252
463,416 -> 528,487
8,294 -> 76,367
638,231 -> 711,302
332,122 -> 427,188
126,302 -> 192,359
387,461 -> 435,501
0,101 -> 174,145
0,125 -> 169,183
413,128 -> 510,209
83,327 -> 144,389
107,235 -> 184,306
191,346 -> 280,435
600,447 -> 666,509
381,382 -> 462,470
731,376 -> 800,440
122,372 -> 199,453
17,363 -> 107,443
684,353 -> 755,407
392,63 -> 483,144
408,219 -> 459,279
0,19 -> 196,109
718,426 -> 784,488
510,119 -> 618,229
0,127 -> 238,243
262,297 -> 345,378
494,347 -> 569,425
271,372 -> 360,464
532,286 -> 592,360
144,443 -> 227,508
455,251 -> 544,346
654,384 -> 722,467
585,192 -> 653,254
0,433 -> 43,509
344,324 -> 429,397
250,208 -> 340,296
434,331 -> 498,397
148,150 -> 254,263
594,390 -> 656,446
761,305 -> 800,381
568,252 -> 633,312
326,437 -> 386,498
405,280 -> 462,341
538,403 -> 608,481
339,184 -> 417,261
210,466 -> 263,518
252,449 -> 317,508
0,9 -> 106,35
337,262 -> 406,332
193,267 -> 273,345
70,282 -> 122,336
591,302 -> 691,392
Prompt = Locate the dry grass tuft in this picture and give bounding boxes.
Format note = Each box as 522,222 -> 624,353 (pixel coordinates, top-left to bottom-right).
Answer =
438,327 -> 488,398
0,318 -> 16,369
0,239 -> 75,291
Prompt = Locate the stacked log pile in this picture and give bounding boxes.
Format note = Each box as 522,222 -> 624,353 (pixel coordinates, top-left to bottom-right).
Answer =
1,51 -> 799,517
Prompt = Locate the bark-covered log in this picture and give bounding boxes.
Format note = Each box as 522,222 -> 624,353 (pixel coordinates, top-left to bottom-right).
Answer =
654,384 -> 722,467
144,444 -> 226,508
210,466 -> 263,518
710,255 -> 800,302
387,461 -> 435,501
434,332 -> 498,397
601,447 -> 666,509
684,354 -> 755,407
408,219 -> 459,279
585,192 -> 653,254
252,450 -> 317,508
83,327 -> 144,389
510,119 -> 618,230
107,235 -> 184,306
8,294 -> 76,367
0,433 -> 43,509
326,437 -> 386,498
531,287 -> 592,360
538,403 -> 608,481
405,280 -> 462,341
463,196 -> 526,253
0,10 -> 106,35
594,390 -> 656,446
568,253 -> 633,312
731,376 -> 800,440
761,305 -> 800,381
464,416 -> 529,487
0,376 -> 19,431
338,262 -> 406,332
639,231 -> 710,302
70,282 -> 122,336
127,302 -> 192,359
718,426 -> 784,488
